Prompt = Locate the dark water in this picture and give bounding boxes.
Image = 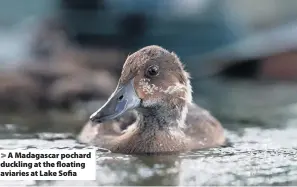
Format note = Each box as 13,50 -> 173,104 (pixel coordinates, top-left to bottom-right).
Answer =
1,78 -> 297,186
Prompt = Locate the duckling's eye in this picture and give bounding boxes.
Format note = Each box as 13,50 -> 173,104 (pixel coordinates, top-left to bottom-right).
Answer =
146,65 -> 159,77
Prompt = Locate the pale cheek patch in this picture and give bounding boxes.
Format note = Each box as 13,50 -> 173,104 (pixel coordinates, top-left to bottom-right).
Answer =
139,78 -> 188,97
160,83 -> 187,95
139,78 -> 159,95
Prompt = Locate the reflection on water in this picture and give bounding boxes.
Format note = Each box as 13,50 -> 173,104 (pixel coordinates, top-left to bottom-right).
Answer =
0,127 -> 297,186
1,78 -> 297,186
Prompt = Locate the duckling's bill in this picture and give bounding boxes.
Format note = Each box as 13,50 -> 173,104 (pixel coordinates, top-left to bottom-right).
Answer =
90,79 -> 140,124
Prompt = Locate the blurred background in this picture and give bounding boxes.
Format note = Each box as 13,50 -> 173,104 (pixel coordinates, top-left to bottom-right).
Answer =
2,1 -> 297,186
1,0 -> 297,133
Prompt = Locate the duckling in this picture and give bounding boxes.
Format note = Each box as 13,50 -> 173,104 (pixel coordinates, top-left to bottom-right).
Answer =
79,45 -> 226,154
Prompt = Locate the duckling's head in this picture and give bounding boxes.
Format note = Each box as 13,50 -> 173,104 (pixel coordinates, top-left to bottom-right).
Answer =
90,45 -> 192,127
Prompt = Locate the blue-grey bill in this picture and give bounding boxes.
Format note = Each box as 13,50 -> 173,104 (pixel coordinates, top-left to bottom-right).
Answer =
89,79 -> 140,124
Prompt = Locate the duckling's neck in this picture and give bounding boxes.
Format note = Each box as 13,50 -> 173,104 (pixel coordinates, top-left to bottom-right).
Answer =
137,104 -> 188,132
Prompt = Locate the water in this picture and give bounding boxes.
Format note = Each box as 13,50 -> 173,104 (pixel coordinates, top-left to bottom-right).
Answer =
0,127 -> 296,186
1,78 -> 297,186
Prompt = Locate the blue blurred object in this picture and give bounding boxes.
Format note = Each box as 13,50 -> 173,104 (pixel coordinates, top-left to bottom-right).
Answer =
60,0 -> 243,59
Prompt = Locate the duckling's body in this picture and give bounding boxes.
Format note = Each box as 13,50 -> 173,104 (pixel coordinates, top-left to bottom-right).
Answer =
78,45 -> 226,154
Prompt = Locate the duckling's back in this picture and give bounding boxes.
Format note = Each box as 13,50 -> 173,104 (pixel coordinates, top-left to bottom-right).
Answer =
184,103 -> 226,149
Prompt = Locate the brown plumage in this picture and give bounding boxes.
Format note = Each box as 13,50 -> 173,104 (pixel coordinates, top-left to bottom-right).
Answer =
77,45 -> 226,154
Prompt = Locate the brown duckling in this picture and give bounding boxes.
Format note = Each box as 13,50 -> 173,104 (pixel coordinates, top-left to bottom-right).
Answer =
79,45 -> 226,154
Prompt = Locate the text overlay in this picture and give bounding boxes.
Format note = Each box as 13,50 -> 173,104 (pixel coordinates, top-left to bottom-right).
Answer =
0,149 -> 96,180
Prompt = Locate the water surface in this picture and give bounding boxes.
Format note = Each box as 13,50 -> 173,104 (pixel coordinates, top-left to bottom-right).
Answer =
1,78 -> 297,186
